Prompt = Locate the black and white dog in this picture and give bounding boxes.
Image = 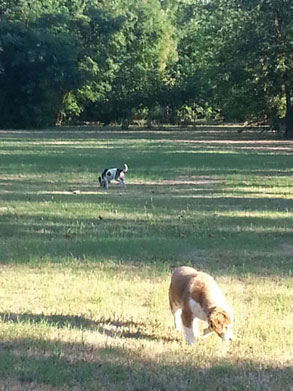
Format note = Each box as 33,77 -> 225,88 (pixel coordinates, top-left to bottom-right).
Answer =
98,164 -> 128,189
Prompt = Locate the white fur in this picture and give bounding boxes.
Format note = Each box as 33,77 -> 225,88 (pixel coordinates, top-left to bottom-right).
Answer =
192,318 -> 200,338
174,309 -> 183,331
183,326 -> 194,345
188,297 -> 207,321
222,325 -> 233,341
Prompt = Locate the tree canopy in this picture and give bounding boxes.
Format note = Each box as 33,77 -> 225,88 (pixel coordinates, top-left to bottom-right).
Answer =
0,0 -> 293,136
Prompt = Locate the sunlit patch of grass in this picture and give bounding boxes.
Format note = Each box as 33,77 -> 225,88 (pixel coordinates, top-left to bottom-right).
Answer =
0,264 -> 292,390
0,127 -> 293,389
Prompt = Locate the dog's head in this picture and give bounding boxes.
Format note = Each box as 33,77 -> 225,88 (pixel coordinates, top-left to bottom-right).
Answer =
208,307 -> 233,341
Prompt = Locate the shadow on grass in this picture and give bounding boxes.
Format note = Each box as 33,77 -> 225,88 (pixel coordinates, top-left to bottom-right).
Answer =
1,151 -> 292,176
0,336 -> 292,390
0,176 -> 292,209
0,208 -> 292,275
0,313 -> 176,343
0,313 -> 98,330
1,129 -> 293,276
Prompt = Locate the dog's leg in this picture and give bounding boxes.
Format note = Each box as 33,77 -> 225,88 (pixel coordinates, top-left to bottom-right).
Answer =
192,318 -> 200,338
174,309 -> 183,331
117,178 -> 126,187
183,325 -> 194,345
182,309 -> 194,345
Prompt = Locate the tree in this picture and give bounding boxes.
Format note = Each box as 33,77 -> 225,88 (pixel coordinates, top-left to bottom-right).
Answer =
1,0 -> 292,133
0,2 -> 124,127
0,18 -> 83,128
187,0 -> 293,136
84,0 -> 178,127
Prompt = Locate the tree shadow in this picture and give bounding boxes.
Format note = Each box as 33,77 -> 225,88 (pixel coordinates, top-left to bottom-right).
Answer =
0,335 -> 292,390
0,205 -> 292,275
0,312 -> 98,331
0,313 -> 176,343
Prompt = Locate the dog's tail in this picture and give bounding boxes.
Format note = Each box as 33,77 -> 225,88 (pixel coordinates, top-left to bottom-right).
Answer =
123,163 -> 128,172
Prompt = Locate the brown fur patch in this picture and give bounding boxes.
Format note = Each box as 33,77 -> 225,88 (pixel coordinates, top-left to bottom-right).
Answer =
209,307 -> 230,334
181,308 -> 193,328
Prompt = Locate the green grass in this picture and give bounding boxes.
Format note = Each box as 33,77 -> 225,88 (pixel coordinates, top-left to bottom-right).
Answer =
0,127 -> 293,390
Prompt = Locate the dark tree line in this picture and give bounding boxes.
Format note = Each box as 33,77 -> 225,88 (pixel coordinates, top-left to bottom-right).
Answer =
0,0 -> 293,137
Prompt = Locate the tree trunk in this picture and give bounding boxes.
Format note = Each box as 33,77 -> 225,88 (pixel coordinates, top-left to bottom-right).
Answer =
56,111 -> 62,126
121,118 -> 130,130
146,108 -> 152,129
285,108 -> 293,138
274,8 -> 293,138
284,85 -> 293,138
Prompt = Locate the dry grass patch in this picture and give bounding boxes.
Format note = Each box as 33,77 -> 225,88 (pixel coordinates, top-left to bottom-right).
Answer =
0,263 -> 292,390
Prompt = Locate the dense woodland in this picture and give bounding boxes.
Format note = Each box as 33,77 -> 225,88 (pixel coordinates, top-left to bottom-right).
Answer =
0,0 -> 293,137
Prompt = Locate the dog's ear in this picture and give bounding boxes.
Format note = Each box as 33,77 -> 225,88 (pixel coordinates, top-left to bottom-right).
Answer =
209,308 -> 230,334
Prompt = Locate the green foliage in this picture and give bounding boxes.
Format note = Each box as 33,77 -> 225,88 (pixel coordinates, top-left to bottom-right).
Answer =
0,18 -> 83,128
0,0 -> 293,134
85,0 -> 178,126
53,6 -> 126,123
186,0 -> 293,134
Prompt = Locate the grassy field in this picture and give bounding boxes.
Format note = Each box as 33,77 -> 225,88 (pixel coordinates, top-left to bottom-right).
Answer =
0,126 -> 292,390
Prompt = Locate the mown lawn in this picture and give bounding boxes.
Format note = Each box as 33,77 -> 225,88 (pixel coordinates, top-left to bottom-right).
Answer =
0,127 -> 292,390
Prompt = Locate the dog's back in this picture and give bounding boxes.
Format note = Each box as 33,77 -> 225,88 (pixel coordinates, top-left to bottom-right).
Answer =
169,266 -> 197,311
169,266 -> 227,314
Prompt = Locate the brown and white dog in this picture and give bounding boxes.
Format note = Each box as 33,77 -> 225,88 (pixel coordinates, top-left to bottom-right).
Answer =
169,266 -> 233,344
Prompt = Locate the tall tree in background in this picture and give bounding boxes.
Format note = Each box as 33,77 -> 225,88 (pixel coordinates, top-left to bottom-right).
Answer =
51,6 -> 125,124
0,18 -> 83,128
0,0 -> 124,127
85,0 -> 178,127
191,0 -> 293,137
165,0 -> 211,121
